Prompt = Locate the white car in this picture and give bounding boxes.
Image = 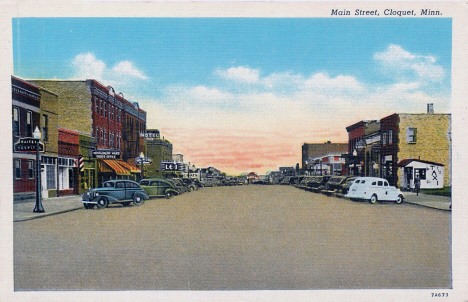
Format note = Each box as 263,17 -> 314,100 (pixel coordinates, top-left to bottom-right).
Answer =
345,177 -> 404,204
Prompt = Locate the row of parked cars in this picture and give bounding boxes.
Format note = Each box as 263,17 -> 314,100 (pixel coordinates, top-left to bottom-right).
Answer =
292,175 -> 405,204
81,177 -> 205,209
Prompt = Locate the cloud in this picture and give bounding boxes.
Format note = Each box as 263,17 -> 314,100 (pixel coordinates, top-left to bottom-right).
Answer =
71,53 -> 148,89
373,44 -> 445,83
112,61 -> 148,80
215,66 -> 260,83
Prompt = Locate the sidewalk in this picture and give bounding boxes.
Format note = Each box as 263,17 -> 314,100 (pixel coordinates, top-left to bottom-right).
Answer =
14,195 -> 83,222
403,191 -> 452,211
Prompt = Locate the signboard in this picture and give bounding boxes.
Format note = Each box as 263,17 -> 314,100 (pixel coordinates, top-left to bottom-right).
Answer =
90,149 -> 121,159
144,130 -> 160,139
160,161 -> 185,171
135,157 -> 152,164
354,139 -> 367,151
14,138 -> 44,152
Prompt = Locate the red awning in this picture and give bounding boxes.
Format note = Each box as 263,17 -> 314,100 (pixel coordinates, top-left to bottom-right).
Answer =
118,161 -> 141,173
102,160 -> 131,176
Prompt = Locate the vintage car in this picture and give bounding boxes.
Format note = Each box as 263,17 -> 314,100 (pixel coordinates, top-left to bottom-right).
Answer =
321,176 -> 356,195
345,177 -> 404,204
167,178 -> 190,193
296,176 -> 314,190
180,178 -> 198,191
306,176 -> 331,192
140,178 -> 181,199
81,180 -> 149,209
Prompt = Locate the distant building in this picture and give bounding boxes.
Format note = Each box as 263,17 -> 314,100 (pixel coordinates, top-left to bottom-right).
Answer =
144,129 -> 173,178
301,142 -> 348,172
173,154 -> 184,163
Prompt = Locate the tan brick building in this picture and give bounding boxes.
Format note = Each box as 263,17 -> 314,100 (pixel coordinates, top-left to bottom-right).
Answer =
380,112 -> 451,187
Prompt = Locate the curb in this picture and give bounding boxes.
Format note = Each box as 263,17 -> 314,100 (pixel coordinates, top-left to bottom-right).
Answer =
14,206 -> 83,222
403,200 -> 451,212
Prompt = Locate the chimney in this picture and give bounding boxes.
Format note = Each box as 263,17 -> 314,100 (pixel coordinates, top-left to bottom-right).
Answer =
427,103 -> 434,114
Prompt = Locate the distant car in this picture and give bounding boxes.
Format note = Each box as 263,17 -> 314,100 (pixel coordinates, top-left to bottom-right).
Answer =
140,178 -> 180,199
81,180 -> 148,209
307,176 -> 331,192
181,178 -> 198,191
345,177 -> 404,204
322,176 -> 356,195
167,178 -> 189,193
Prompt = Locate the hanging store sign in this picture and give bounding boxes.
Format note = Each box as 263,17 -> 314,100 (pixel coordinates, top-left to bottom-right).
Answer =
160,161 -> 185,171
14,138 -> 44,152
90,149 -> 121,159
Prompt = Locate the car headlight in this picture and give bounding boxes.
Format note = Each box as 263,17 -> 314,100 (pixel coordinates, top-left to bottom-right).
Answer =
95,192 -> 99,196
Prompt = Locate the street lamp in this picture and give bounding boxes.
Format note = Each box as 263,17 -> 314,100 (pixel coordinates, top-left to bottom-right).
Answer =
139,152 -> 144,180
33,127 -> 44,213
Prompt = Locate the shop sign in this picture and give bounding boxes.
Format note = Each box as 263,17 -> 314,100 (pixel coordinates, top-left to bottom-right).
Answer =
90,149 -> 121,159
14,138 -> 44,152
135,156 -> 152,164
160,161 -> 185,171
355,139 -> 367,151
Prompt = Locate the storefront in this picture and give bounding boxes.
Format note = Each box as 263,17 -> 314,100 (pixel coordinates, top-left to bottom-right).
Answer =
398,159 -> 444,190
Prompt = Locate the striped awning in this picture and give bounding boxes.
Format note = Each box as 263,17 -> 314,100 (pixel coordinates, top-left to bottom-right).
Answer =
102,160 -> 131,176
118,161 -> 141,173
97,160 -> 113,173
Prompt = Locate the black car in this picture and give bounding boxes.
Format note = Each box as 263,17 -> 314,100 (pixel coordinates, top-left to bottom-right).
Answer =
307,176 -> 332,192
81,180 -> 149,209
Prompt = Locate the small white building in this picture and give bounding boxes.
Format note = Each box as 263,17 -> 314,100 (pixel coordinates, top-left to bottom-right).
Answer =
398,159 -> 444,190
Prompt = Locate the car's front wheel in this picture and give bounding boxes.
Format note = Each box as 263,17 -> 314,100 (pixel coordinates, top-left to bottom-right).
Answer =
165,191 -> 173,199
96,197 -> 108,209
133,194 -> 144,205
396,194 -> 404,204
370,194 -> 378,204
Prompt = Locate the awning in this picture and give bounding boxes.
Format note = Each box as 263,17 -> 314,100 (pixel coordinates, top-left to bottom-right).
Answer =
97,160 -> 113,173
102,160 -> 131,176
118,161 -> 141,173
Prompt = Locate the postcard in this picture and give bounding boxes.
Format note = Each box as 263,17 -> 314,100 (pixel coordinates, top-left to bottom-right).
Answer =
1,1 -> 467,301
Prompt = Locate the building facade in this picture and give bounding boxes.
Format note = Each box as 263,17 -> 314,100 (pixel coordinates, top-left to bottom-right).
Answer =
29,79 -> 144,192
301,142 -> 348,174
144,129 -> 174,178
380,112 -> 451,187
12,76 -> 41,201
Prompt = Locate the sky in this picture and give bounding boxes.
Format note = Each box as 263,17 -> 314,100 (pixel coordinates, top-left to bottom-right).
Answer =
12,18 -> 452,175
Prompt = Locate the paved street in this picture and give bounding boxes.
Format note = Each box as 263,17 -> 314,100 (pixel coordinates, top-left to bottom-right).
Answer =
14,185 -> 451,290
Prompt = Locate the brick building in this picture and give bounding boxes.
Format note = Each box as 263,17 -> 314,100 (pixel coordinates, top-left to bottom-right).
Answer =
380,112 -> 451,187
57,128 -> 79,196
144,129 -> 174,178
12,76 -> 41,201
28,79 -> 145,192
345,120 -> 380,177
301,142 -> 348,173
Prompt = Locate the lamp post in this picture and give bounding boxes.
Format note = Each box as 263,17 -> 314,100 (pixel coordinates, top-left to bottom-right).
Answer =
139,152 -> 144,180
33,127 -> 44,213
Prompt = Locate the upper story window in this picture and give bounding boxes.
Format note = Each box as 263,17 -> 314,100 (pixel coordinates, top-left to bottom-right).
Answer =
94,96 -> 99,114
407,127 -> 417,143
26,110 -> 32,137
103,102 -> 107,118
388,130 -> 393,145
42,114 -> 49,141
14,159 -> 21,179
28,160 -> 35,179
100,99 -> 104,116
13,106 -> 19,137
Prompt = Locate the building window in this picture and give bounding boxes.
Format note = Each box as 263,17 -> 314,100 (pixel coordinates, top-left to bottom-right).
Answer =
94,96 -> 98,113
101,129 -> 104,145
104,130 -> 107,147
382,132 -> 387,146
14,159 -> 21,179
13,107 -> 20,137
100,100 -> 104,115
46,165 -> 56,190
26,111 -> 33,137
42,114 -> 48,141
388,130 -> 393,145
407,127 -> 417,143
110,105 -> 114,120
96,127 -> 100,144
104,102 -> 107,118
415,168 -> 426,180
28,160 -> 34,179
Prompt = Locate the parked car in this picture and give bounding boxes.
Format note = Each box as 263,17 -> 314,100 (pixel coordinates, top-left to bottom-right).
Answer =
191,178 -> 204,188
181,178 -> 198,191
340,177 -> 357,195
200,179 -> 220,187
140,178 -> 180,199
296,176 -> 313,190
345,177 -> 404,204
280,176 -> 292,185
167,178 -> 189,193
81,180 -> 148,209
307,176 -> 331,192
322,176 -> 356,195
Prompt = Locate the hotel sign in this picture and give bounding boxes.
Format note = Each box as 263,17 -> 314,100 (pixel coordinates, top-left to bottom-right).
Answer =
90,149 -> 121,159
